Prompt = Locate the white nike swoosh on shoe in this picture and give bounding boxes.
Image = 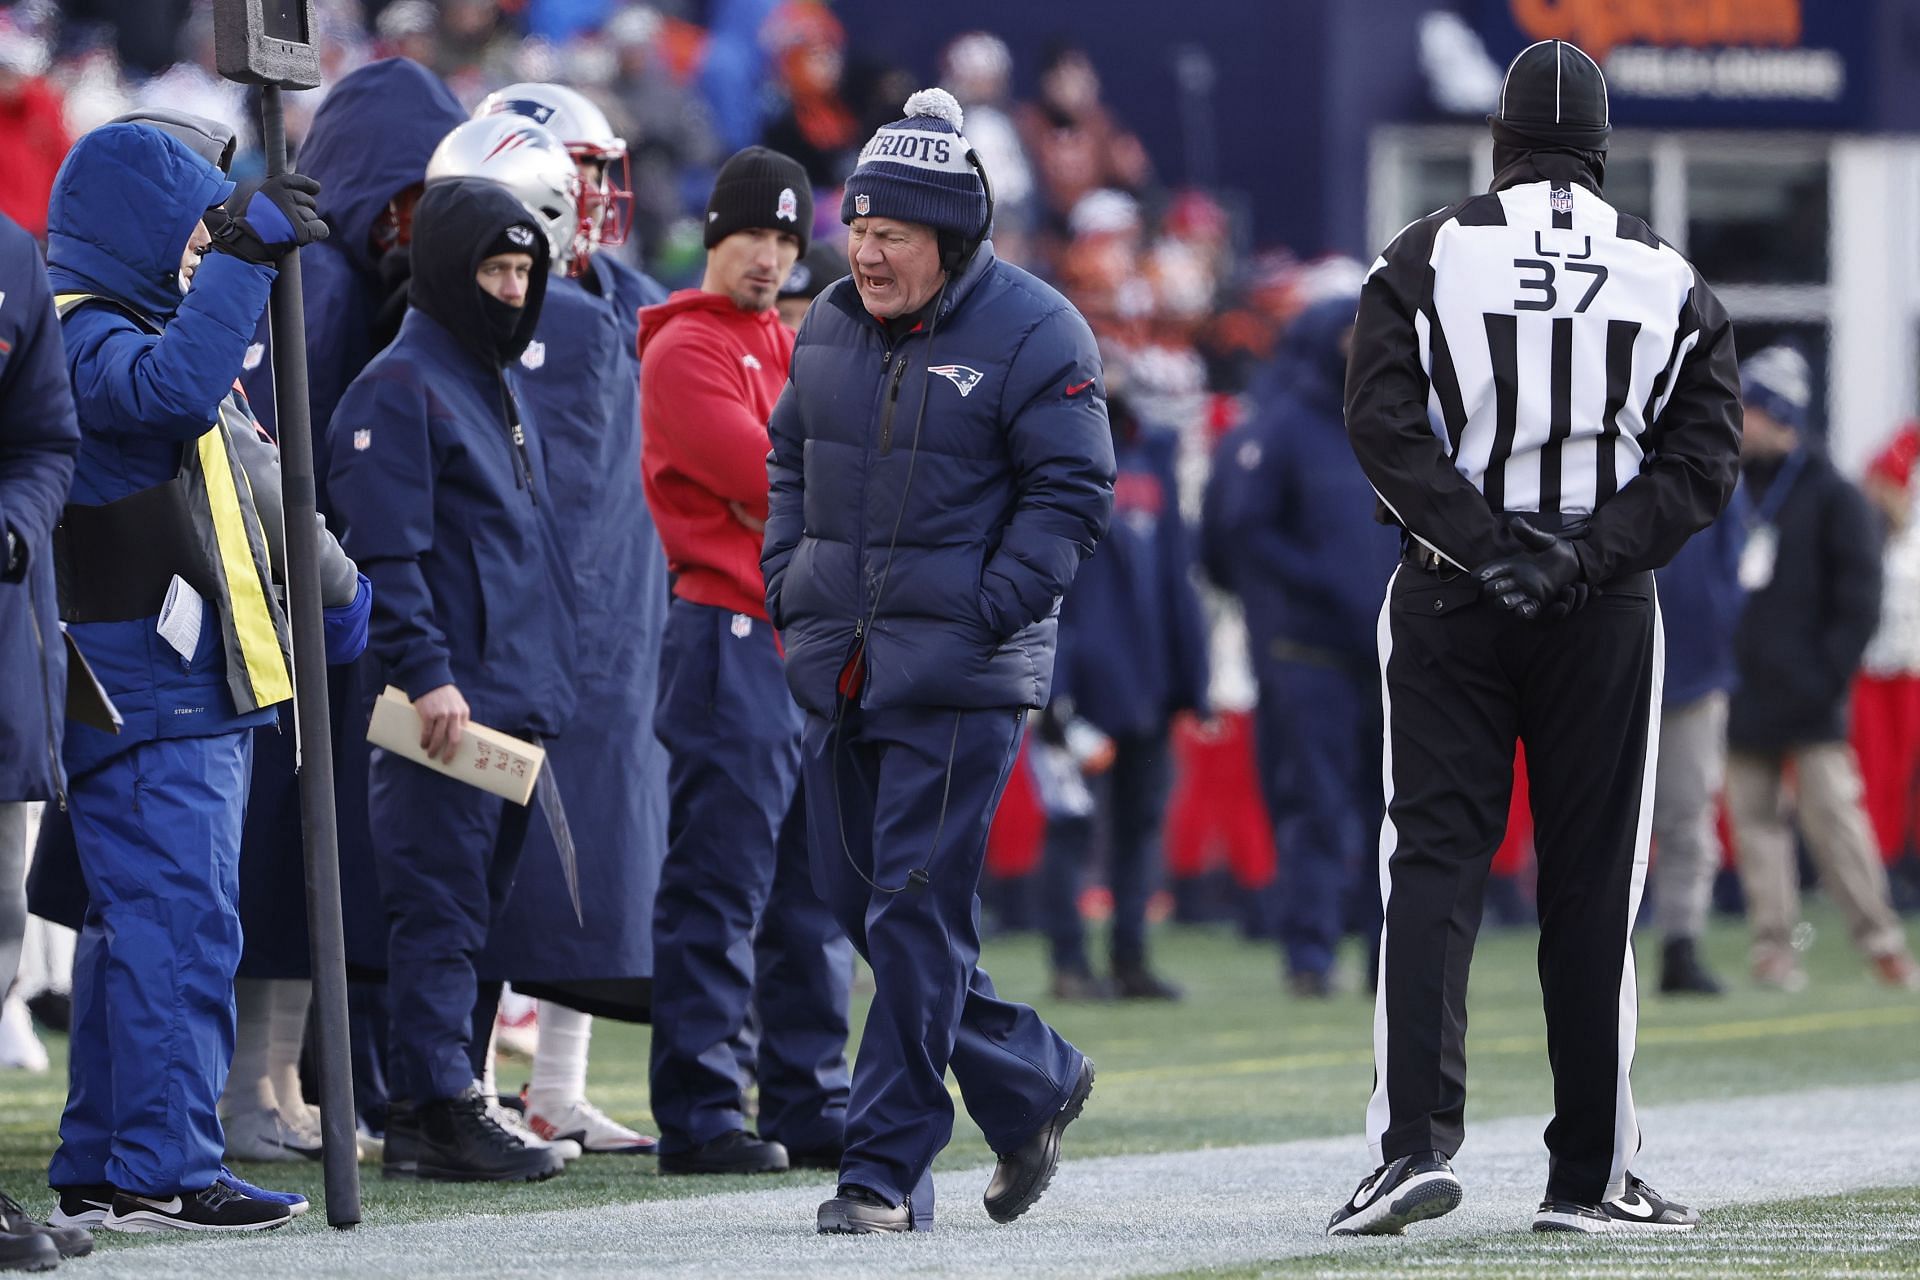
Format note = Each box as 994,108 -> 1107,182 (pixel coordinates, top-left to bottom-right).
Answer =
127,1196 -> 183,1214
1612,1193 -> 1656,1219
1350,1168 -> 1389,1211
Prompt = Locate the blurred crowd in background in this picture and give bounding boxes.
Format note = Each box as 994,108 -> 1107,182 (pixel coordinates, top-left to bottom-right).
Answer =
1,0 -> 1917,1041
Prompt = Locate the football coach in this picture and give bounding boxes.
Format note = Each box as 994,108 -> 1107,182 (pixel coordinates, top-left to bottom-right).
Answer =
763,89 -> 1114,1234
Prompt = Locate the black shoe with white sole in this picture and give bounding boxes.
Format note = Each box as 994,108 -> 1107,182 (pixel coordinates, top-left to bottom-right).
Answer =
104,1182 -> 292,1233
47,1184 -> 115,1230
1534,1173 -> 1701,1233
1326,1151 -> 1463,1236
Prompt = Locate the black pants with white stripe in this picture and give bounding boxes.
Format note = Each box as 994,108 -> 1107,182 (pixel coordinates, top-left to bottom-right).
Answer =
1368,560 -> 1661,1205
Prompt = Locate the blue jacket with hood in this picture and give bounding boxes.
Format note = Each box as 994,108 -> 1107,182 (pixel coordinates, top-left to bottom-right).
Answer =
1202,294 -> 1398,664
326,178 -> 578,738
0,212 -> 80,803
1052,399 -> 1209,738
46,123 -> 281,775
241,57 -> 467,499
764,244 -> 1115,716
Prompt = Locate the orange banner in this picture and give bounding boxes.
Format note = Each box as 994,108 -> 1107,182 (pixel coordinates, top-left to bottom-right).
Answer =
1509,0 -> 1802,60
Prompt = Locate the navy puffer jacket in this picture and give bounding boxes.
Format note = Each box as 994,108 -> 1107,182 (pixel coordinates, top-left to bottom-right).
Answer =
764,244 -> 1114,715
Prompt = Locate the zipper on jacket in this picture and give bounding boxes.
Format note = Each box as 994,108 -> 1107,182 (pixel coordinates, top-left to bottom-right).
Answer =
877,354 -> 909,455
496,374 -> 536,504
24,589 -> 66,812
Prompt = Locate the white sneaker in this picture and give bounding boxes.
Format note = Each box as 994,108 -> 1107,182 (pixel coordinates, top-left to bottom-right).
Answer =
0,996 -> 48,1072
221,1106 -> 323,1162
495,995 -> 539,1059
487,1096 -> 580,1161
525,1096 -> 658,1155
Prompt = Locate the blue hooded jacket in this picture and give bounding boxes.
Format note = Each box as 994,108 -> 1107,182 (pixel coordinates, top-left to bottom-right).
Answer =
764,244 -> 1115,716
1052,401 -> 1209,738
1654,488 -> 1749,707
0,213 -> 80,802
46,124 -> 283,773
242,57 -> 467,488
1202,294 -> 1398,663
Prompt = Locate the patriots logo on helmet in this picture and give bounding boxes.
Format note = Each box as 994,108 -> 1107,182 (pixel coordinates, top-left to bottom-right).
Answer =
929,364 -> 984,397
498,98 -> 557,125
855,193 -> 871,216
777,187 -> 798,222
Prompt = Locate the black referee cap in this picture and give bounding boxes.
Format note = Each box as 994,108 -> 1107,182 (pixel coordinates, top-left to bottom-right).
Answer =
1490,39 -> 1610,151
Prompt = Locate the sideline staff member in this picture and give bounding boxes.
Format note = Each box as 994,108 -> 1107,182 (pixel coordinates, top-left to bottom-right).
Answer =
765,89 -> 1113,1234
328,177 -> 577,1184
1328,41 -> 1740,1237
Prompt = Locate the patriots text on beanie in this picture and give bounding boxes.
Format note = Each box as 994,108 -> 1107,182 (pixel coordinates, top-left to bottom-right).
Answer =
840,88 -> 989,240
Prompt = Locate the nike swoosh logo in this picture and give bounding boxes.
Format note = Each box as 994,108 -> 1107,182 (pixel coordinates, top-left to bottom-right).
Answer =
1066,378 -> 1095,396
128,1195 -> 183,1214
1350,1169 -> 1389,1211
1612,1193 -> 1655,1219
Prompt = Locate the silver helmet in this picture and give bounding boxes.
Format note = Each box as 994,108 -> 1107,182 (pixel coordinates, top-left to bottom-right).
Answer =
426,115 -> 583,273
475,82 -> 632,251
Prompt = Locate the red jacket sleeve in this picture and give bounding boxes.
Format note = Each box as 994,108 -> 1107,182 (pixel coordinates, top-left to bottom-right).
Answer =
640,318 -> 776,511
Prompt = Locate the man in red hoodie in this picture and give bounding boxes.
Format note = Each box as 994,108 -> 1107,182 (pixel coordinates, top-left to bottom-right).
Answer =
638,146 -> 852,1176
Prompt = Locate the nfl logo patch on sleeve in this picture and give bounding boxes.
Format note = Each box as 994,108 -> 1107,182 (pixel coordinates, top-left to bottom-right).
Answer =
353,428 -> 372,451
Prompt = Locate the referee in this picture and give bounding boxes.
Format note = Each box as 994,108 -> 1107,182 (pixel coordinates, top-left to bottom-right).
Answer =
1327,40 -> 1741,1237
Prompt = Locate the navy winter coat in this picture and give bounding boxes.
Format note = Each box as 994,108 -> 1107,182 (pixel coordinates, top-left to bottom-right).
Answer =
1728,449 -> 1882,752
45,124 -> 282,775
326,180 -> 578,736
0,212 -> 79,802
764,244 -> 1114,716
1202,295 -> 1397,662
1655,487 -> 1749,707
241,57 -> 467,486
1052,403 -> 1208,738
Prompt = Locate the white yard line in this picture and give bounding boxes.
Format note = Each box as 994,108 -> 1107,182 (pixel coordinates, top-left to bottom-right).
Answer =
73,1081 -> 1920,1279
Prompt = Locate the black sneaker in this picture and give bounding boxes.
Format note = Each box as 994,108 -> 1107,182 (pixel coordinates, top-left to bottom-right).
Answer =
0,1191 -> 89,1259
382,1086 -> 566,1183
657,1130 -> 789,1176
817,1184 -> 913,1234
0,1216 -> 55,1273
1601,1173 -> 1700,1231
1659,937 -> 1724,996
784,1143 -> 844,1172
1112,966 -> 1183,1001
983,1058 -> 1094,1224
47,1184 -> 114,1230
1326,1152 -> 1463,1236
103,1182 -> 292,1233
1532,1197 -> 1611,1233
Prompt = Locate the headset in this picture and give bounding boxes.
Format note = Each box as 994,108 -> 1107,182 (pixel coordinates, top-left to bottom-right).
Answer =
829,146 -> 997,897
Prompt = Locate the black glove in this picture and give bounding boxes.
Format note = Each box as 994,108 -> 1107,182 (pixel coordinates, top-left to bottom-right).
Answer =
1473,517 -> 1583,621
204,172 -> 328,264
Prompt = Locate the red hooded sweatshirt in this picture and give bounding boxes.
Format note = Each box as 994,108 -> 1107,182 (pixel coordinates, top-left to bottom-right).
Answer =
637,289 -> 796,619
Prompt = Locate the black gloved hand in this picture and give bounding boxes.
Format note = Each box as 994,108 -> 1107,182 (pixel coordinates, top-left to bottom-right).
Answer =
204,172 -> 328,264
1473,517 -> 1583,621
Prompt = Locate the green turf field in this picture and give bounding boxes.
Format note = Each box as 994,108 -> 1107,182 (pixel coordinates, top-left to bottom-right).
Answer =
2,898 -> 1914,1271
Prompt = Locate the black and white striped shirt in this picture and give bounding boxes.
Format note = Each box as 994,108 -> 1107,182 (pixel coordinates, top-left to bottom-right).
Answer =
1346,152 -> 1742,582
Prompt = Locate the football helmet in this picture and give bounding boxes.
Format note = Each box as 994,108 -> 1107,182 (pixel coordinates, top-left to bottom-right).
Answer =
426,115 -> 583,273
476,82 -> 633,253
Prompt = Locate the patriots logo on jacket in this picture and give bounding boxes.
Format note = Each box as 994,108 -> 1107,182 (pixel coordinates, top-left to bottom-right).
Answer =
521,341 -> 546,370
777,187 -> 799,223
929,364 -> 983,397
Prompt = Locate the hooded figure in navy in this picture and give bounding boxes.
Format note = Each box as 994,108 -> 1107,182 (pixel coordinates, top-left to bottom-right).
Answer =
328,176 -> 582,1184
42,121 -> 330,1228
1202,291 -> 1397,993
766,90 -> 1111,1234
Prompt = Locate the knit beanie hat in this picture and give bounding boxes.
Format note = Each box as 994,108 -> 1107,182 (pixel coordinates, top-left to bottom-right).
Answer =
705,146 -> 812,254
1741,345 -> 1812,431
840,88 -> 990,241
1489,39 -> 1611,152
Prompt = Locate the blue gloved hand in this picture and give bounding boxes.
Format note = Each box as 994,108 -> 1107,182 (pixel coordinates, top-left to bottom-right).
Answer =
322,573 -> 372,665
204,172 -> 328,264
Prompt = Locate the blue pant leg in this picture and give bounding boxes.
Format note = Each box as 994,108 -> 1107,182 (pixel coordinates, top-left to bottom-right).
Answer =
648,605 -> 799,1151
752,789 -> 852,1153
370,754 -> 508,1102
64,734 -> 250,1194
50,901 -> 112,1188
1038,813 -> 1092,975
1267,662 -> 1370,977
839,708 -> 1080,1224
801,711 -> 877,960
1106,729 -> 1172,970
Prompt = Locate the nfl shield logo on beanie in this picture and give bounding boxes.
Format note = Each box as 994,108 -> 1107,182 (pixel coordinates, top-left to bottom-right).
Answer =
840,88 -> 990,239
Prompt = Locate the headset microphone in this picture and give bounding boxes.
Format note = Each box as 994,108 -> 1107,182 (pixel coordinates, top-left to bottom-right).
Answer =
832,148 -> 997,897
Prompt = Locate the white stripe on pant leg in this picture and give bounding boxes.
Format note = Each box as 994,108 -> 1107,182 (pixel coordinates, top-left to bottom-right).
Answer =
1609,583 -> 1665,1201
1365,567 -> 1400,1164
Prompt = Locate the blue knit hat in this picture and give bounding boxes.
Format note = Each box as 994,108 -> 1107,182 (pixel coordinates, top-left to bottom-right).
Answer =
840,88 -> 990,240
1741,345 -> 1811,431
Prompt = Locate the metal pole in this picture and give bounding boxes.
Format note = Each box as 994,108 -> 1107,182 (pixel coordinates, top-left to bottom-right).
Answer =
259,83 -> 361,1229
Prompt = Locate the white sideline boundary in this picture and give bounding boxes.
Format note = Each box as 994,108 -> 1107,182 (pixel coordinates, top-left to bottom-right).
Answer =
74,1081 -> 1920,1278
